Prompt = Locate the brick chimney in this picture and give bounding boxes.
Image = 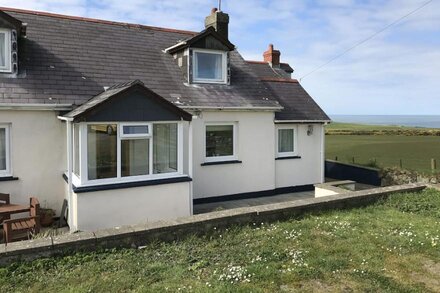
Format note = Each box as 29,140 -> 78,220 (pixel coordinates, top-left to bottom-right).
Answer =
263,44 -> 281,67
205,8 -> 230,40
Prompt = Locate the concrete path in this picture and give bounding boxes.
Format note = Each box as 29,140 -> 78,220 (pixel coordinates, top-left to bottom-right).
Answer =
194,190 -> 315,214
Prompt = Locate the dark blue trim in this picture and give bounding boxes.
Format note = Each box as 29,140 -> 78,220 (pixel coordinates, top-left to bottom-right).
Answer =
62,174 -> 192,193
325,160 -> 381,186
0,176 -> 19,182
275,156 -> 301,160
201,160 -> 242,166
193,184 -> 314,204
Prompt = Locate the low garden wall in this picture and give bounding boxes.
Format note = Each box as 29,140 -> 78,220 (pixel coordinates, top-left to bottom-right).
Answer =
0,183 -> 427,267
325,159 -> 382,186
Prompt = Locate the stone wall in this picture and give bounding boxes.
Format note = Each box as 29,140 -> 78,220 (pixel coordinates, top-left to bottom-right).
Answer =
381,167 -> 439,186
0,183 -> 427,267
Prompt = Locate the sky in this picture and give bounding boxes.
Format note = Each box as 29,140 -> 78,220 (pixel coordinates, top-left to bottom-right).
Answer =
1,0 -> 439,115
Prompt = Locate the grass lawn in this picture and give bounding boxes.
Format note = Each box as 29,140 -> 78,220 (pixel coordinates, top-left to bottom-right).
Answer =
1,189 -> 440,292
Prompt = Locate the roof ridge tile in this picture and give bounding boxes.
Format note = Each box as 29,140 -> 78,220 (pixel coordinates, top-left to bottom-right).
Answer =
0,6 -> 197,35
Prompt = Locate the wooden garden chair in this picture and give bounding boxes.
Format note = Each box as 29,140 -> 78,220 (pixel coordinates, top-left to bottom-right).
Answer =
0,193 -> 11,224
3,197 -> 41,245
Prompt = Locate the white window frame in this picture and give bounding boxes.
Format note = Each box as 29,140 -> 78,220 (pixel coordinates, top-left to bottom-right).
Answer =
119,123 -> 151,138
276,125 -> 298,158
0,124 -> 11,177
204,122 -> 238,163
0,29 -> 11,73
192,49 -> 228,84
72,121 -> 184,187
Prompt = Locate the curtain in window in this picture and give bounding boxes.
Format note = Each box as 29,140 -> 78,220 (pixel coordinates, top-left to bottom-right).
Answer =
0,33 -> 5,67
196,52 -> 222,80
278,129 -> 294,153
0,128 -> 5,170
153,123 -> 177,174
87,125 -> 117,180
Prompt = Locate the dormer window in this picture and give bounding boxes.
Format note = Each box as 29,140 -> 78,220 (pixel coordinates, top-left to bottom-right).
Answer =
193,49 -> 227,84
0,28 -> 11,73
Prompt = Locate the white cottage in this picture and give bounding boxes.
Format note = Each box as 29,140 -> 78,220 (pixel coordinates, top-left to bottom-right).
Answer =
0,7 -> 330,231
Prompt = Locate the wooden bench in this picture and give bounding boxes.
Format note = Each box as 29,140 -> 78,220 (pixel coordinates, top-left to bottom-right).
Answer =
0,193 -> 11,224
3,197 -> 41,245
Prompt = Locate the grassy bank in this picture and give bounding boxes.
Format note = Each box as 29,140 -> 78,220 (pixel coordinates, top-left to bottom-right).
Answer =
1,189 -> 440,292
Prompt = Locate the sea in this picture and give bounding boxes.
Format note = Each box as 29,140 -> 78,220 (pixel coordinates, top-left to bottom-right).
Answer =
330,115 -> 440,129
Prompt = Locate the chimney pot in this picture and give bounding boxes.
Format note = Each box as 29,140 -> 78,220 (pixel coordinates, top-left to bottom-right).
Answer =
263,43 -> 281,67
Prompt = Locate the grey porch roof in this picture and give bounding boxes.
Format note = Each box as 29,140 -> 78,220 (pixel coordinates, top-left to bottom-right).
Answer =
248,62 -> 330,121
0,8 -> 281,110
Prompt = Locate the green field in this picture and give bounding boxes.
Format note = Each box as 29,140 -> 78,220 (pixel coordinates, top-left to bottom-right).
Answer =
326,123 -> 440,172
1,189 -> 440,292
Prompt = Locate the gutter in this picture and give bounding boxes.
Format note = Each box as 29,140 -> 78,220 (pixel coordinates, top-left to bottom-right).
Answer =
163,41 -> 187,53
57,116 -> 74,122
0,103 -> 73,111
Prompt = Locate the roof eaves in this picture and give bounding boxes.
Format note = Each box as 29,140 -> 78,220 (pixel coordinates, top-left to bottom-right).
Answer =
165,27 -> 235,54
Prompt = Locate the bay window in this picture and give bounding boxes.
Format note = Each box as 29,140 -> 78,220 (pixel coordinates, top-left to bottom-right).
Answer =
72,122 -> 182,186
193,49 -> 227,84
205,123 -> 237,162
0,124 -> 10,176
276,126 -> 297,157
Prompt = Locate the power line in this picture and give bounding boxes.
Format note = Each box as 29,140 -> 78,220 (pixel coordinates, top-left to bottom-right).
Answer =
299,0 -> 434,81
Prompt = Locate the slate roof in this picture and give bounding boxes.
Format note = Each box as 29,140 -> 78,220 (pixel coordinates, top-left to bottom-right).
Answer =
0,7 -> 329,122
62,80 -> 141,119
63,80 -> 192,121
0,8 -> 281,109
248,62 -> 330,121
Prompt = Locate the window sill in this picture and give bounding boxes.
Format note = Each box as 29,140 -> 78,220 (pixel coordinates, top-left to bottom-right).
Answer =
201,160 -> 242,166
62,174 -> 192,193
275,156 -> 301,160
0,176 -> 19,182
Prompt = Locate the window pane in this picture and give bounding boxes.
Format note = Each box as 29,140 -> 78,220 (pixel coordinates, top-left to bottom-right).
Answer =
123,125 -> 149,135
87,125 -> 117,180
73,124 -> 80,177
206,125 -> 233,157
0,128 -> 5,170
121,139 -> 150,177
278,129 -> 294,153
195,52 -> 223,80
0,33 -> 5,67
153,124 -> 177,174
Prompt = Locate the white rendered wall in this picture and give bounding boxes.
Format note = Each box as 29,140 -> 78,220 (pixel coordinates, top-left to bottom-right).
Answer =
192,111 -> 276,199
275,124 -> 324,188
72,181 -> 191,231
0,110 -> 66,213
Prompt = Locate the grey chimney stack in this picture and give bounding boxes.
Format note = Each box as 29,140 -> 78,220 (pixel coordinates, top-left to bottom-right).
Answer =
205,8 -> 229,39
